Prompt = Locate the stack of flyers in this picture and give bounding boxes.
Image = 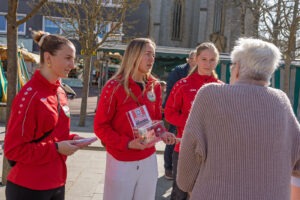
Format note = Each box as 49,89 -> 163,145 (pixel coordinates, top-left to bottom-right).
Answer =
127,105 -> 167,146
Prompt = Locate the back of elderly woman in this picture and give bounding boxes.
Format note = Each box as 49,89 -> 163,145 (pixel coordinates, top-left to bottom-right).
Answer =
177,38 -> 300,200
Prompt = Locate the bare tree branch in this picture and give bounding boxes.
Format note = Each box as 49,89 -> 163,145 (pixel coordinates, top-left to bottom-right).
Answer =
17,0 -> 48,26
42,0 -> 142,126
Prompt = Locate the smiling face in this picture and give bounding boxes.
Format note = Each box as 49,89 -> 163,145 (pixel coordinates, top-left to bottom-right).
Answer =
137,42 -> 155,75
196,49 -> 218,76
45,43 -> 76,80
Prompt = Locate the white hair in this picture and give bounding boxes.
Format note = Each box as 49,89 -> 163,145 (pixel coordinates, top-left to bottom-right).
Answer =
230,38 -> 281,83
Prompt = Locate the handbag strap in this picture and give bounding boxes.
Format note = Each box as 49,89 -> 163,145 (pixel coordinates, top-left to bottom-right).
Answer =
129,81 -> 156,106
129,90 -> 141,106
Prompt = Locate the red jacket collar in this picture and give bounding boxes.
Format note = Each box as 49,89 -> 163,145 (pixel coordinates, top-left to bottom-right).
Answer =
32,70 -> 61,92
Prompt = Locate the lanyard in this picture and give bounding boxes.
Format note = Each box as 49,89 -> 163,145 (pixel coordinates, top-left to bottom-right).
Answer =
129,90 -> 141,106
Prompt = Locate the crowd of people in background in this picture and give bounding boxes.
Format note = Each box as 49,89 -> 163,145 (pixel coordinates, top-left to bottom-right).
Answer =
3,31 -> 300,200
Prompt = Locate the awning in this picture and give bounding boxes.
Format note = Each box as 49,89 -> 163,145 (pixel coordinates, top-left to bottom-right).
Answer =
98,44 -> 231,72
98,44 -> 192,59
0,45 -> 40,63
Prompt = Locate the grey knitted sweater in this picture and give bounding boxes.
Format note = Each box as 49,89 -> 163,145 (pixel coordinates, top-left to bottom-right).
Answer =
177,82 -> 300,200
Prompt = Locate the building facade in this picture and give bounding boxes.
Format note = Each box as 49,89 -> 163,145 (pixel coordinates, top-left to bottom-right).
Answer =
148,0 -> 245,52
0,0 -> 250,54
0,0 -> 150,52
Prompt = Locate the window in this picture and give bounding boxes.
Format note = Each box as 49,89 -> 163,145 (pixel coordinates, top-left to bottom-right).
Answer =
44,17 -> 60,34
43,16 -> 77,38
0,13 -> 26,35
172,0 -> 183,40
17,15 -> 26,35
48,0 -> 77,3
101,0 -> 121,7
213,1 -> 223,33
97,21 -> 123,41
0,14 -> 6,33
297,30 -> 300,38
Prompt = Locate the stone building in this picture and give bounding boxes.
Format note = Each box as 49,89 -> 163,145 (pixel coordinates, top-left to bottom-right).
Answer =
0,0 -> 251,53
148,0 -> 247,53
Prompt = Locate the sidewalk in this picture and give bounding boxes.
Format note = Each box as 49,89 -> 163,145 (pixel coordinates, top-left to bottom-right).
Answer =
0,86 -> 173,199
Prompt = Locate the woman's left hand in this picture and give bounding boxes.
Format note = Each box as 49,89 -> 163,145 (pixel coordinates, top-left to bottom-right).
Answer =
161,132 -> 176,145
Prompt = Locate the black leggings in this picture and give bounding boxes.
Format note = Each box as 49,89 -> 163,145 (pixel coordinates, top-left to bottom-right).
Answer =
6,181 -> 65,200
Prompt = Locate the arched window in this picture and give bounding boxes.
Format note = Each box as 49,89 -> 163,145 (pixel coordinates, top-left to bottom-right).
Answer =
213,1 -> 223,33
172,0 -> 183,40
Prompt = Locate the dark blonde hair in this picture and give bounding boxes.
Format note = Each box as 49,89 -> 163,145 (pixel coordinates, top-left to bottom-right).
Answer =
189,42 -> 219,78
32,30 -> 73,64
112,38 -> 157,95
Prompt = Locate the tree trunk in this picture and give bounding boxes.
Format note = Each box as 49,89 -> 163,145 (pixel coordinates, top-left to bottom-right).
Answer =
78,55 -> 92,126
2,0 -> 18,185
283,58 -> 291,96
252,9 -> 260,37
284,0 -> 298,95
238,2 -> 247,36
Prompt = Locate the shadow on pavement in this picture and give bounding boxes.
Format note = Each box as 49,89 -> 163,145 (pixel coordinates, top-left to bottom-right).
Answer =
155,176 -> 172,200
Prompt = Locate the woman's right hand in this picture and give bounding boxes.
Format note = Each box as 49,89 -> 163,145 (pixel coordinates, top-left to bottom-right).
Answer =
128,138 -> 147,150
56,140 -> 80,156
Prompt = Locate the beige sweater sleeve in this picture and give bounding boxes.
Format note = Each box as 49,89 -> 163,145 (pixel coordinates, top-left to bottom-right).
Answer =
177,88 -> 207,192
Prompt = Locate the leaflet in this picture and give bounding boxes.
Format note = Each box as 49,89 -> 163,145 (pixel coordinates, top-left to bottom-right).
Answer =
72,137 -> 98,147
127,106 -> 166,147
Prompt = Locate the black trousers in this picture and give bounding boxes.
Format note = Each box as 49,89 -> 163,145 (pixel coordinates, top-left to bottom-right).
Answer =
164,124 -> 176,171
170,151 -> 188,200
6,181 -> 65,200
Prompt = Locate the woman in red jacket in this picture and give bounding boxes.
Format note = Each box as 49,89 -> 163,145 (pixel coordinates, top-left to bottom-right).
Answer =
94,38 -> 176,200
4,30 -> 89,200
164,42 -> 222,200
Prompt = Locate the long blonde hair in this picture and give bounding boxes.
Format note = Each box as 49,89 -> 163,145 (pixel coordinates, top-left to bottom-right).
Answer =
189,42 -> 219,78
112,38 -> 156,95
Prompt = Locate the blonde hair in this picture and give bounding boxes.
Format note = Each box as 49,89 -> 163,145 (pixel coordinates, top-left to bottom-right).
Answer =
189,42 -> 219,78
111,38 -> 156,95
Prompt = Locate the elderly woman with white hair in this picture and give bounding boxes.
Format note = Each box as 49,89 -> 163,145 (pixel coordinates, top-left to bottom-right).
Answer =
176,38 -> 300,200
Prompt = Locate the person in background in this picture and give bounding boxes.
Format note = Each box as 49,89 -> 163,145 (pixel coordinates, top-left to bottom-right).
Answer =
94,38 -> 176,200
177,38 -> 300,200
164,42 -> 222,200
159,80 -> 167,105
4,30 -> 90,200
163,50 -> 197,180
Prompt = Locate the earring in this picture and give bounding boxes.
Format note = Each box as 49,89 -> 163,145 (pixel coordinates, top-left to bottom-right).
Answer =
47,63 -> 51,68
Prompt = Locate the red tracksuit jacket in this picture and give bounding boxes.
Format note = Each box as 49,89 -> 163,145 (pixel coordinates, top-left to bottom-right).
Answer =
94,77 -> 162,161
4,70 -> 76,190
164,72 -> 222,152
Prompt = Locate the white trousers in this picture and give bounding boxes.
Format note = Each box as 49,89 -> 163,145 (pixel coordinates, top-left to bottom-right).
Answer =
292,176 -> 300,187
103,153 -> 158,200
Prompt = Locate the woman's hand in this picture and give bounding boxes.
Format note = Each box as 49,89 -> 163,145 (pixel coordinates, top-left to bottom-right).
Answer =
73,135 -> 84,140
161,132 -> 177,145
128,138 -> 147,150
56,140 -> 80,156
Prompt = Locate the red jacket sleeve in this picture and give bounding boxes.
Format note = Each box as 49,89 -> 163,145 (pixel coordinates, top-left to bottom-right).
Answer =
164,82 -> 188,128
94,81 -> 131,151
